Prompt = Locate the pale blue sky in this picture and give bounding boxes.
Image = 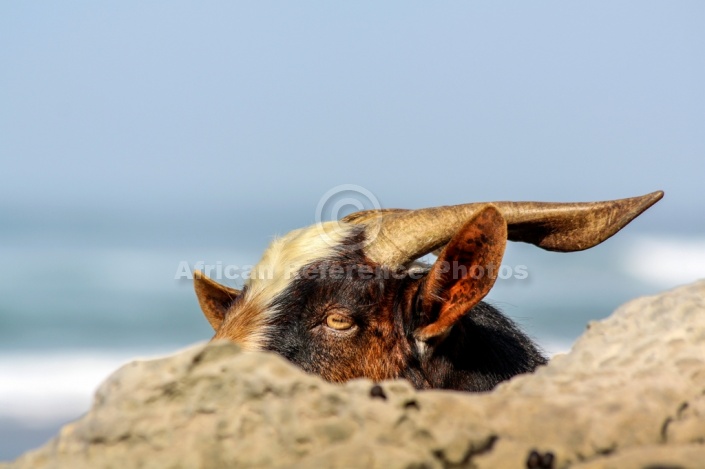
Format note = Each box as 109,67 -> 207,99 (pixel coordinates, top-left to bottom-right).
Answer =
1,2 -> 703,239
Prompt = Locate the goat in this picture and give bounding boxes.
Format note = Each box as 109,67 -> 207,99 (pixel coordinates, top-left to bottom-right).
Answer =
194,191 -> 662,391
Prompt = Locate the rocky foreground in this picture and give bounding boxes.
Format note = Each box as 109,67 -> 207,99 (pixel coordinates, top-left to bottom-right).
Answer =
4,281 -> 705,469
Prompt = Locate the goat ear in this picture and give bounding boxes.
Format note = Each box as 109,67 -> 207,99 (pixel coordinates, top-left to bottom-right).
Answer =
193,270 -> 241,331
415,205 -> 507,341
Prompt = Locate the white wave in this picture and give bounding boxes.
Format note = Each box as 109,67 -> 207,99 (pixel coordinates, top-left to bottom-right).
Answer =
622,235 -> 705,288
540,338 -> 574,357
0,348 -> 173,427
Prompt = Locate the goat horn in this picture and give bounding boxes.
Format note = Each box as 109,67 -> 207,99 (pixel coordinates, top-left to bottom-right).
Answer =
342,191 -> 663,267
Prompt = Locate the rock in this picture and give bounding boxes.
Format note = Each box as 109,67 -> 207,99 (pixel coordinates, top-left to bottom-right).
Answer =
4,281 -> 705,469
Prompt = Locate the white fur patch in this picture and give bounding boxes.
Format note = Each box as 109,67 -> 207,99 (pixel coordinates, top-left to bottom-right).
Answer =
233,221 -> 357,349
415,340 -> 429,357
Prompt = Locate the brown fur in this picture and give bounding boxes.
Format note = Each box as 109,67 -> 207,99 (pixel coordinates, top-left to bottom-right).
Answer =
416,206 -> 507,340
193,271 -> 240,330
262,257 -> 412,383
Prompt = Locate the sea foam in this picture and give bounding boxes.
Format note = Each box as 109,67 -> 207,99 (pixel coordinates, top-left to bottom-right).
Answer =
622,235 -> 705,288
0,349 -> 171,426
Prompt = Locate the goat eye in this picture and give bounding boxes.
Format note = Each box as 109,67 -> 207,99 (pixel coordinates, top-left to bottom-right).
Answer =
325,313 -> 354,331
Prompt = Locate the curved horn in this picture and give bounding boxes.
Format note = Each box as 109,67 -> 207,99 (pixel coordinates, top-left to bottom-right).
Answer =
343,191 -> 663,267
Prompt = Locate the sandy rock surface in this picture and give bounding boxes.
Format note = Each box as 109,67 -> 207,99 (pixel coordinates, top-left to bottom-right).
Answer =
4,281 -> 705,469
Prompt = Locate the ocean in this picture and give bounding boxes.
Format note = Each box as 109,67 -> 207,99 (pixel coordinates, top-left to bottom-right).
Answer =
1,210 -> 703,460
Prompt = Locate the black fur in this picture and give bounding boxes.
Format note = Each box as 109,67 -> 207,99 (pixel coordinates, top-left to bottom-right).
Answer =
262,236 -> 546,391
407,301 -> 547,391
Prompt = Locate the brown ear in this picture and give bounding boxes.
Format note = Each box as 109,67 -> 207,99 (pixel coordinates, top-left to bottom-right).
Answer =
193,270 -> 241,331
415,205 -> 507,341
